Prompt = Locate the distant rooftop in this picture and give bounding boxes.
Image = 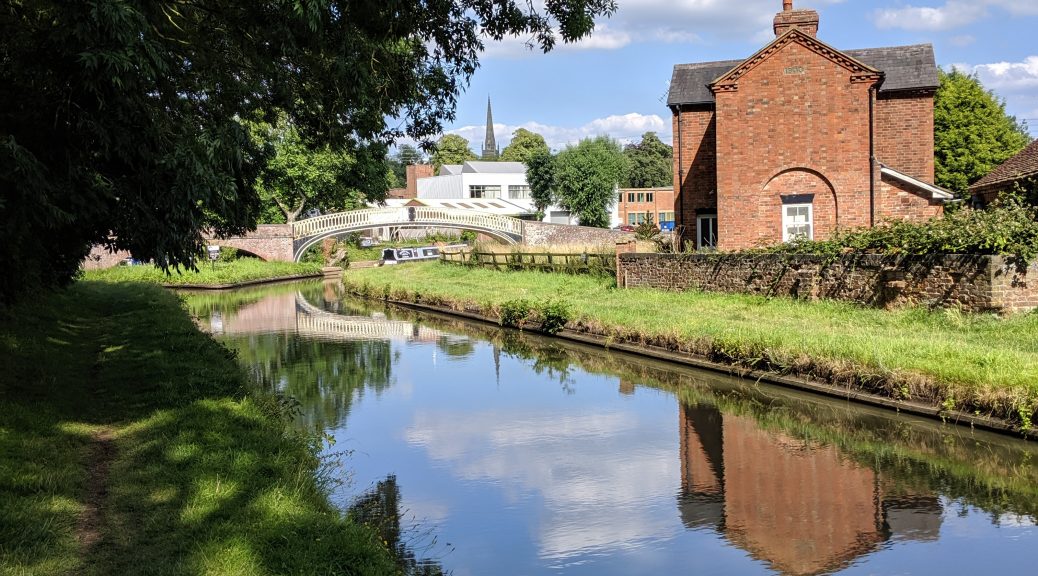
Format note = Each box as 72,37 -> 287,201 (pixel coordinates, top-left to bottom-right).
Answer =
462,161 -> 526,174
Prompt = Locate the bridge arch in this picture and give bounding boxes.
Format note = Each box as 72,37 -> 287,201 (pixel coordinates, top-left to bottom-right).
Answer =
290,207 -> 524,261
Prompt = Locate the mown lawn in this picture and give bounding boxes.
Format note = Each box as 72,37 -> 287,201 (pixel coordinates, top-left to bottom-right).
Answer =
0,282 -> 396,575
344,262 -> 1038,425
82,259 -> 321,286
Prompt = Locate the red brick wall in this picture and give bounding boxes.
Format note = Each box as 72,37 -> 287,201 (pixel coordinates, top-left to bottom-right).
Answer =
673,106 -> 718,245
873,92 -> 943,222
715,40 -> 874,250
874,93 -> 934,181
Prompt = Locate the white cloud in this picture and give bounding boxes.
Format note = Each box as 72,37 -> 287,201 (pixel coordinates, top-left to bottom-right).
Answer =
873,0 -> 1038,31
445,113 -> 669,152
970,57 -> 1038,92
873,2 -> 985,31
404,408 -> 681,560
481,0 -> 844,58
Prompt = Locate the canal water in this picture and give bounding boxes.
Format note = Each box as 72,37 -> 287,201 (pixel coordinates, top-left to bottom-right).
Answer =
184,280 -> 1038,575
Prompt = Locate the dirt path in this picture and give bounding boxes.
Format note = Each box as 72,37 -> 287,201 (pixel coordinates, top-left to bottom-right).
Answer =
76,428 -> 115,554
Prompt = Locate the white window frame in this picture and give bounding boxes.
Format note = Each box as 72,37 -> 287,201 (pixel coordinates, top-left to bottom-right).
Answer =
696,214 -> 717,249
782,203 -> 813,242
469,185 -> 501,199
508,185 -> 531,200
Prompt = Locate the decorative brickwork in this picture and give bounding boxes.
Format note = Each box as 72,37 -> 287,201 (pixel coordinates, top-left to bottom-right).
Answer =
616,252 -> 1038,314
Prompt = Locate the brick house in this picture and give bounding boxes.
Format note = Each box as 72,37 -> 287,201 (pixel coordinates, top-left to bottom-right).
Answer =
669,1 -> 953,251
617,187 -> 676,230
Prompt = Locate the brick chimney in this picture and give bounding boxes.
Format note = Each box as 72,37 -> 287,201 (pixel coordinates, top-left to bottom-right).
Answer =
405,164 -> 434,198
774,1 -> 819,37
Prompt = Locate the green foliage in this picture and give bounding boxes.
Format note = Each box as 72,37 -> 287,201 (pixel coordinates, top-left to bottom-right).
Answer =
753,194 -> 1038,263
501,128 -> 550,163
431,134 -> 478,172
0,0 -> 617,305
538,300 -> 571,335
387,144 -> 427,186
622,132 -> 673,188
499,299 -> 533,329
935,68 -> 1032,196
554,136 -> 628,228
525,149 -> 558,214
634,214 -> 661,241
249,114 -> 380,223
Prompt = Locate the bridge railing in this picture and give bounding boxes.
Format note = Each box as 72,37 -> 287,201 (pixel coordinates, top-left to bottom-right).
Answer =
291,207 -> 525,240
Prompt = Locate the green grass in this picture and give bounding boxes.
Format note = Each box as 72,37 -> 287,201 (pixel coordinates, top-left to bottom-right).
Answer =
344,262 -> 1038,426
0,282 -> 397,575
83,259 -> 322,286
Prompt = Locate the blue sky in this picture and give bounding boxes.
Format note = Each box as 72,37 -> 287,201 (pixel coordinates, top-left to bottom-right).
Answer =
433,0 -> 1038,154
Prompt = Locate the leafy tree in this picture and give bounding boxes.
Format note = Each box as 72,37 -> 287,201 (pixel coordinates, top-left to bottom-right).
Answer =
431,134 -> 478,172
623,132 -> 673,188
387,144 -> 427,186
251,115 -> 381,223
554,137 -> 627,227
501,128 -> 550,164
525,150 -> 558,216
935,68 -> 1031,196
0,0 -> 617,304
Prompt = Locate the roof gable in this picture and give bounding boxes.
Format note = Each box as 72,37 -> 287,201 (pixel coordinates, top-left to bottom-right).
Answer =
668,44 -> 937,107
711,28 -> 881,94
969,139 -> 1038,191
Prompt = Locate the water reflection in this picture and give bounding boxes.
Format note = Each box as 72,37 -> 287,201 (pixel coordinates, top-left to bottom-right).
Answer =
186,282 -> 1038,575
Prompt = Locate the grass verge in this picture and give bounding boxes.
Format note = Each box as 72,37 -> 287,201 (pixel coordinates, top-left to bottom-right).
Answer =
343,262 -> 1038,430
0,282 -> 396,575
82,259 -> 322,286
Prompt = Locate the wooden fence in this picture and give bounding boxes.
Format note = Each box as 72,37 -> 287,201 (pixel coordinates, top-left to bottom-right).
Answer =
441,249 -> 615,276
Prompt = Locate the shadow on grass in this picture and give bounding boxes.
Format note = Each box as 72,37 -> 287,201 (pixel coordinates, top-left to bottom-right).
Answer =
0,282 -> 397,575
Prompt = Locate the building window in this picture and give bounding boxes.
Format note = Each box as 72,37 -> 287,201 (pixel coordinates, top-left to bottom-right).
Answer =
469,185 -> 501,199
627,192 -> 636,203
782,204 -> 813,241
628,212 -> 651,226
697,214 -> 717,249
636,192 -> 645,202
646,192 -> 654,203
508,185 -> 531,200
658,211 -> 675,224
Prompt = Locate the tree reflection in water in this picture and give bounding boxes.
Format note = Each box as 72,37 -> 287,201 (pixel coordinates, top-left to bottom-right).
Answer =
349,475 -> 448,576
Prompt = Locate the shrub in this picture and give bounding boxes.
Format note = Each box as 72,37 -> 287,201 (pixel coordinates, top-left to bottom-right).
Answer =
538,300 -> 570,335
751,194 -> 1038,263
499,299 -> 532,329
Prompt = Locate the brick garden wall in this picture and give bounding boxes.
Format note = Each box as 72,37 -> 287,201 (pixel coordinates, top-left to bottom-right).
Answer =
616,249 -> 1038,314
523,221 -> 633,247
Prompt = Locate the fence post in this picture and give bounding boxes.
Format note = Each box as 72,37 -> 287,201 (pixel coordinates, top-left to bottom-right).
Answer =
615,240 -> 637,288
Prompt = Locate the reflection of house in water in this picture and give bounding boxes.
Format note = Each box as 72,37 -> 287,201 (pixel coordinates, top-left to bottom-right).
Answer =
208,291 -> 449,344
678,404 -> 942,575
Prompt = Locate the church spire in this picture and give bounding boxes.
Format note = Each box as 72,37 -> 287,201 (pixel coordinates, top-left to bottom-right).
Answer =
482,96 -> 499,160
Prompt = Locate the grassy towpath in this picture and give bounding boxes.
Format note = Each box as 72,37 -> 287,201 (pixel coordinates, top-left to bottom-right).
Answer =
82,259 -> 322,287
0,282 -> 396,576
344,262 -> 1038,429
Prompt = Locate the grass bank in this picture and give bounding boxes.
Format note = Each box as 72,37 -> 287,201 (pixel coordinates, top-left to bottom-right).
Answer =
0,282 -> 396,575
83,259 -> 322,287
343,262 -> 1038,430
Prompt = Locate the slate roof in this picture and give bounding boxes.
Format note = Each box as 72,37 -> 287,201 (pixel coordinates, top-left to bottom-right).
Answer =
461,161 -> 526,174
668,44 -> 938,106
969,138 -> 1038,191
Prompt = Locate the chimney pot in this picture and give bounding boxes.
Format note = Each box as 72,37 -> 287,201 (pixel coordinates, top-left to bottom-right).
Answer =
783,0 -> 793,11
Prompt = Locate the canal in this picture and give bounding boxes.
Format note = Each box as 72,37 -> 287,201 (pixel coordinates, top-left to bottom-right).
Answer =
184,280 -> 1038,575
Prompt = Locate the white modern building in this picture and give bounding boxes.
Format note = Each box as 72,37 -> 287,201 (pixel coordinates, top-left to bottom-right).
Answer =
415,160 -> 620,226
